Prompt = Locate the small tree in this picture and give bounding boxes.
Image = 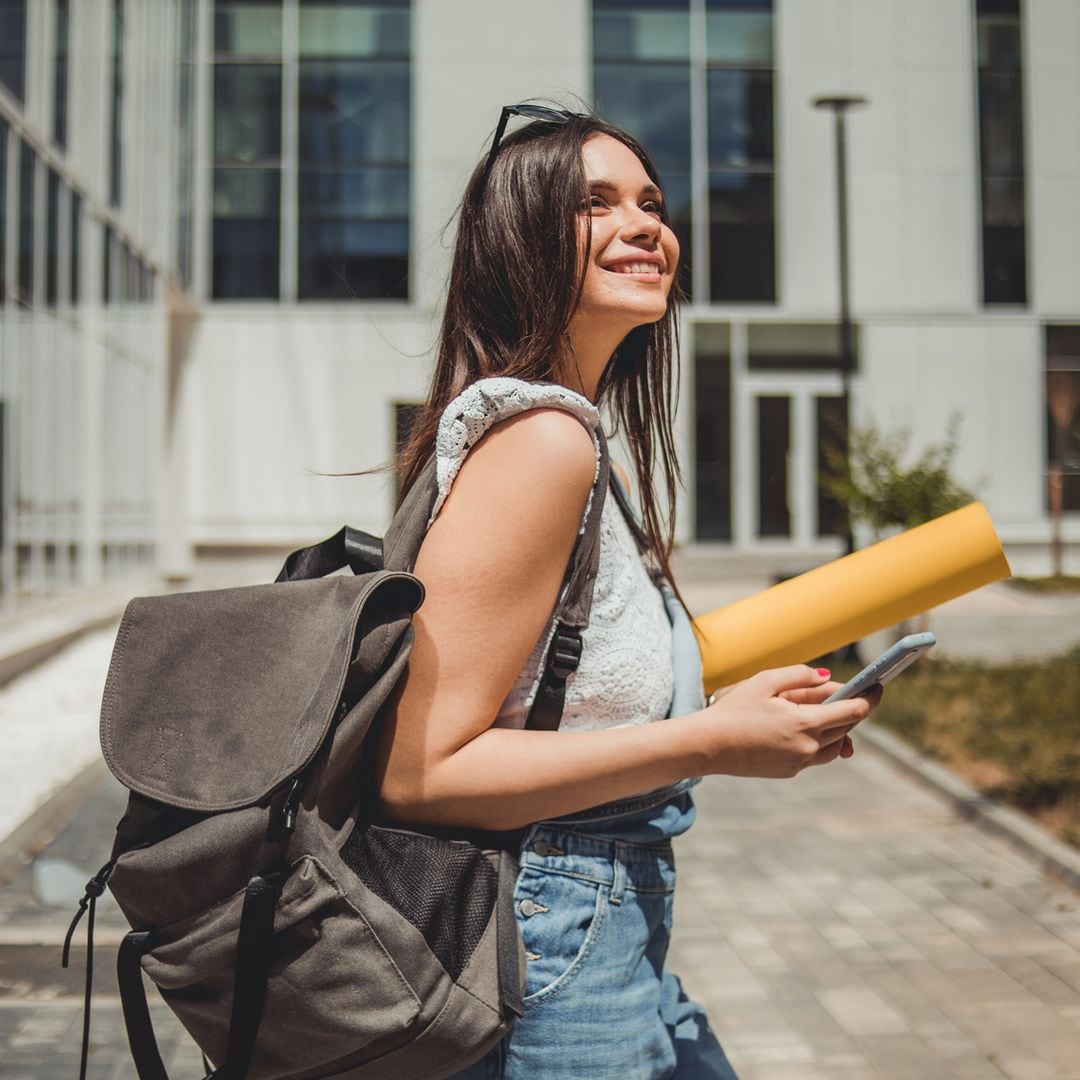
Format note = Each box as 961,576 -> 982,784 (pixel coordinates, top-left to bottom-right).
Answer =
823,413 -> 976,541
822,414 -> 977,638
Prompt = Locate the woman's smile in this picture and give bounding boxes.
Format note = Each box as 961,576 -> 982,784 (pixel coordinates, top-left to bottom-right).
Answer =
575,134 -> 680,328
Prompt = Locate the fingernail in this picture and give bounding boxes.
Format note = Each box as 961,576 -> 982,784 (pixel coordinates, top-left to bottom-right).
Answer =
816,668 -> 830,678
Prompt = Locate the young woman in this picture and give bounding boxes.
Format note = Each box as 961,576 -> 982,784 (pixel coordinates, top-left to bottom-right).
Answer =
376,106 -> 881,1079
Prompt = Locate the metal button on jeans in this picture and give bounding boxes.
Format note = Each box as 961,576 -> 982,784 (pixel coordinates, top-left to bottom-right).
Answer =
532,839 -> 563,857
518,899 -> 541,917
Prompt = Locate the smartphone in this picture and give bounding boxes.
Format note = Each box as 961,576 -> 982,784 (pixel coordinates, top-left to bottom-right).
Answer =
822,632 -> 937,704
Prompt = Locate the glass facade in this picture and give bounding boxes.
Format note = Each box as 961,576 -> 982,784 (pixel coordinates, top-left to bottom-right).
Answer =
212,0 -> 412,301
46,168 -> 60,307
705,0 -> 774,302
297,0 -> 410,300
593,0 -> 693,294
975,0 -> 1027,305
1046,326 -> 1080,512
110,0 -> 126,207
694,323 -> 732,540
0,0 -> 26,103
176,0 -> 198,290
0,118 -> 6,307
0,4 -> 168,610
16,139 -> 33,307
213,0 -> 283,298
592,0 -> 775,302
53,0 -> 70,149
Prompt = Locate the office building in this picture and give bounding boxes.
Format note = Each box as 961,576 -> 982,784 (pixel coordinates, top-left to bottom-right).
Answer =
2,0 -> 1077,613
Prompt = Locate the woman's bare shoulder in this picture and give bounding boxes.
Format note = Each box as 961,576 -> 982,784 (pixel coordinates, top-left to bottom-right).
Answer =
418,407 -> 595,587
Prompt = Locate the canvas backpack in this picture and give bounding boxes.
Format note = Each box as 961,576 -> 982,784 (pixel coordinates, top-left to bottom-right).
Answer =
63,432 -> 610,1080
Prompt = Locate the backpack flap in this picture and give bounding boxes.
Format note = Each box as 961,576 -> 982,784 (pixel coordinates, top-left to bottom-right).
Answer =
100,571 -> 423,813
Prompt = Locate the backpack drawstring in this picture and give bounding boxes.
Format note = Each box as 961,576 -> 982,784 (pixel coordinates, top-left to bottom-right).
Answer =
62,860 -> 115,1080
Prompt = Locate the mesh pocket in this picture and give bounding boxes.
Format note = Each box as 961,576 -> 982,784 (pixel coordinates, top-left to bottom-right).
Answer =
340,823 -> 498,981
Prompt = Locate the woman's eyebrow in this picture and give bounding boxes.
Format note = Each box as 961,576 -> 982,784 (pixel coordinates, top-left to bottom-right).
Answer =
589,179 -> 664,200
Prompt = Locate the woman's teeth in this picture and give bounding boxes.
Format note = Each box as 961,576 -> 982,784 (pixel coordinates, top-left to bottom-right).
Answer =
608,263 -> 657,274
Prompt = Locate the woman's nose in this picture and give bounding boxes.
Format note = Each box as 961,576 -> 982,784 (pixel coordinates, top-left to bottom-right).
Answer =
621,205 -> 661,243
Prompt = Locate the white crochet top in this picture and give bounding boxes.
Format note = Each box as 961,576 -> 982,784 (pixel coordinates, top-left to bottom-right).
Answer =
430,377 -> 673,732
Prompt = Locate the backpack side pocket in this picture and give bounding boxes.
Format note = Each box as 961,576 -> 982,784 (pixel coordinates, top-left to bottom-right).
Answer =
141,855 -> 421,1078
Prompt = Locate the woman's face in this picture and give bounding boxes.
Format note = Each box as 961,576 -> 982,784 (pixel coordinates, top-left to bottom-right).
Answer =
574,134 -> 680,331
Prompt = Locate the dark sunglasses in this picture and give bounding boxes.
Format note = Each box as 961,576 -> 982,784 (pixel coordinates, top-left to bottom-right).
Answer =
483,104 -> 587,177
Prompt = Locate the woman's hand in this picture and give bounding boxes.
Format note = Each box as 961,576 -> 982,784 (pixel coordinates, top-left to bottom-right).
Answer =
699,666 -> 882,779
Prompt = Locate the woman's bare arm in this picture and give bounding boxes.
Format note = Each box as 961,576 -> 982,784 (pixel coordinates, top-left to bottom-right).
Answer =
376,408 -> 874,832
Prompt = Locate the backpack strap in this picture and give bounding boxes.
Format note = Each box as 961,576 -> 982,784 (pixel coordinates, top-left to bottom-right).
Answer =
275,524 -> 383,581
116,932 -> 168,1080
115,866 -> 292,1080
524,428 -> 610,731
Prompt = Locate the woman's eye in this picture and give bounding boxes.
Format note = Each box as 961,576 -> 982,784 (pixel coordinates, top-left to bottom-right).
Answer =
643,201 -> 664,216
587,194 -> 607,210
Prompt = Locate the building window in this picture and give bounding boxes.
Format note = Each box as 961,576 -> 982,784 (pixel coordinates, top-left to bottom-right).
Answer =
69,189 -> 80,304
46,169 -> 60,307
1046,326 -> 1080,513
975,0 -> 1026,305
706,0 -> 774,302
211,0 -> 411,301
0,0 -> 26,102
212,0 -> 283,298
176,0 -> 197,289
694,323 -> 732,540
53,0 -> 70,149
746,321 -> 857,373
103,224 -> 115,304
0,118 -> 7,305
592,0 -> 775,302
593,0 -> 693,295
109,0 -> 125,206
297,0 -> 410,300
815,395 -> 848,538
17,139 -> 34,307
757,395 -> 790,537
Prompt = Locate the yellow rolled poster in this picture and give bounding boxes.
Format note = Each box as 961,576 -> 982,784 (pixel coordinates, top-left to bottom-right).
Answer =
694,502 -> 1012,695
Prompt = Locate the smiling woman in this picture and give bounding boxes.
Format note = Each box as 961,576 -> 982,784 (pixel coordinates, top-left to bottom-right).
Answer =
376,104 -> 878,1080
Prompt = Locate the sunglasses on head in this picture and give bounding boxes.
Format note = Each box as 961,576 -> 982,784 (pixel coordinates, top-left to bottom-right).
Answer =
483,104 -> 588,178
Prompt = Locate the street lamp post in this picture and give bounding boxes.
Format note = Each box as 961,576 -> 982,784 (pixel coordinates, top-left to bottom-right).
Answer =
812,95 -> 868,559
813,94 -> 867,666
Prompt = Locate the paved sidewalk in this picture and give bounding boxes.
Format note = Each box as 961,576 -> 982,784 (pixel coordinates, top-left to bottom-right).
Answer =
0,597 -> 1078,1077
672,757 -> 1080,1079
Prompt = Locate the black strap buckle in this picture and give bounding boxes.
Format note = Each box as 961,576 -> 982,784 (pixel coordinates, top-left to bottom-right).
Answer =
547,626 -> 583,681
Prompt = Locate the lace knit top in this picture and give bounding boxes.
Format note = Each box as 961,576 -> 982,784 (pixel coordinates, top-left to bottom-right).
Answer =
430,377 -> 674,732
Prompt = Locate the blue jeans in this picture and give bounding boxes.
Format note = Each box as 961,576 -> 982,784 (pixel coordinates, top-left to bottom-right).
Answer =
451,781 -> 738,1079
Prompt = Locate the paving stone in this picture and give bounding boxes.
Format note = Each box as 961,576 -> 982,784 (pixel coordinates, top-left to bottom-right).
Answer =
814,985 -> 909,1037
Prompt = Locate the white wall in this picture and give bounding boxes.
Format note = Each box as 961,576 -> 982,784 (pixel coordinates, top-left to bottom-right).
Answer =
1027,0 -> 1080,315
778,0 -> 979,318
860,320 -> 1044,525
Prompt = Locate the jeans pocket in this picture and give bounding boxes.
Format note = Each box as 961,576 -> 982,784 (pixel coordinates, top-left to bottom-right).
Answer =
516,866 -> 609,1008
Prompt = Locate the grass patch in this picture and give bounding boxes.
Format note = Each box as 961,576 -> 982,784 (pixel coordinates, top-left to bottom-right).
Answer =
837,647 -> 1080,848
1007,575 -> 1080,595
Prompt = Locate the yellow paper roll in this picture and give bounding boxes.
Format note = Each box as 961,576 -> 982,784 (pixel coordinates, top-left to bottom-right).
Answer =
694,502 -> 1012,694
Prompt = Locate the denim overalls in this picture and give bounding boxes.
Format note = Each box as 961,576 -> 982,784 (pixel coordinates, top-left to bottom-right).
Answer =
452,587 -> 739,1080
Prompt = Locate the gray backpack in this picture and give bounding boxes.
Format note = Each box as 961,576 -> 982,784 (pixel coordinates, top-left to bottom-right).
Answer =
63,435 -> 610,1080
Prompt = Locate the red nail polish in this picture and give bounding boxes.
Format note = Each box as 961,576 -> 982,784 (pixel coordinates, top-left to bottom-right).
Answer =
816,668 -> 830,678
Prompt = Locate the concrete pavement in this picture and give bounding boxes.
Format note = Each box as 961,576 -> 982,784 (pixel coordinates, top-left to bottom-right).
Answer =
672,753 -> 1080,1079
0,580 -> 1078,1078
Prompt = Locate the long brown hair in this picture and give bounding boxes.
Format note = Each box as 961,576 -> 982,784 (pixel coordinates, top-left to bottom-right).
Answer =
397,111 -> 685,585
